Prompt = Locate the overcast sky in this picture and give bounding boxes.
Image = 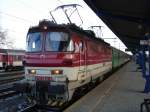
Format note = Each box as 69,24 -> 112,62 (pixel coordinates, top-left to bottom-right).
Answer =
0,0 -> 128,53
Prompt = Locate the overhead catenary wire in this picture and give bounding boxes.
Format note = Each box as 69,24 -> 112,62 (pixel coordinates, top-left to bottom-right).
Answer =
15,0 -> 59,23
57,0 -> 64,4
5,29 -> 26,35
15,0 -> 48,16
0,11 -> 34,23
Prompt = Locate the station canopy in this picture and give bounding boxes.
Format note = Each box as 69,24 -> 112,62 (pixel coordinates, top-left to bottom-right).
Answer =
84,0 -> 150,54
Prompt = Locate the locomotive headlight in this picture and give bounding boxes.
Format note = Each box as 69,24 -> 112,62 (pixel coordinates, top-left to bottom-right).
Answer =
51,70 -> 63,75
43,26 -> 47,30
28,69 -> 36,74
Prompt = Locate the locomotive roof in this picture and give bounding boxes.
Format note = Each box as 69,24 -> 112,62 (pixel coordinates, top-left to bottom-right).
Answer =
67,24 -> 110,46
28,20 -> 110,46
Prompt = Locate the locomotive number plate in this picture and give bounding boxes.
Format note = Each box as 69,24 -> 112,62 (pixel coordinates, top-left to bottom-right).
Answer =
35,76 -> 52,81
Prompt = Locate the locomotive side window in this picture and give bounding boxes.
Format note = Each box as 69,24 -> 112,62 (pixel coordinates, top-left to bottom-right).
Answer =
74,42 -> 79,53
79,41 -> 84,51
27,33 -> 42,52
67,40 -> 74,51
45,32 -> 74,52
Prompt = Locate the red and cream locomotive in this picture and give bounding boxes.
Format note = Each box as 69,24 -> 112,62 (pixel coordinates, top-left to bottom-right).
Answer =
19,20 -> 112,104
14,4 -> 115,106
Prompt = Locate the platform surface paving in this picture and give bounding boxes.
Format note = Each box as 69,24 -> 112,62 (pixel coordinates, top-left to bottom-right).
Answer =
64,61 -> 150,112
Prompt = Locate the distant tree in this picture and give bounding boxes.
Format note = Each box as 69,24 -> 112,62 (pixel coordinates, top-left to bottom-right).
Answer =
0,28 -> 14,49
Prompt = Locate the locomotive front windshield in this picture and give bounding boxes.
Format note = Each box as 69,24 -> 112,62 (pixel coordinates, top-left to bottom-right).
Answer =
27,32 -> 42,52
27,32 -> 74,52
45,32 -> 74,52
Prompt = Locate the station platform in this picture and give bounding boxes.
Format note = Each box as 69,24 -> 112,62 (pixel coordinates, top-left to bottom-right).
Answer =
64,61 -> 150,112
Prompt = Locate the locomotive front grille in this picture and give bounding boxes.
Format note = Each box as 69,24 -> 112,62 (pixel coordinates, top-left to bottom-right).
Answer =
36,81 -> 66,95
48,84 -> 66,95
36,81 -> 49,92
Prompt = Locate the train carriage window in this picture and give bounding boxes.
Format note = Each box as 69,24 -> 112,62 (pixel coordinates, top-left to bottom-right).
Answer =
27,33 -> 42,52
45,32 -> 74,52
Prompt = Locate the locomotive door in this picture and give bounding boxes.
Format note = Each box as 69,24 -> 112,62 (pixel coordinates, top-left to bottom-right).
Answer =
79,41 -> 87,82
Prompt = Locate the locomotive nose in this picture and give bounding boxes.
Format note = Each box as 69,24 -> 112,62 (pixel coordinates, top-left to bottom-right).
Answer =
63,59 -> 73,66
63,54 -> 74,66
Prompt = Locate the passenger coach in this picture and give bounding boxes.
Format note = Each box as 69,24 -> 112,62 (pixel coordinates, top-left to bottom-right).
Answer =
0,49 -> 25,70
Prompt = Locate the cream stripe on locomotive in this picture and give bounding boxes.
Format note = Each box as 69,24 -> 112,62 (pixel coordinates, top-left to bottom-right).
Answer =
68,61 -> 112,89
25,61 -> 112,82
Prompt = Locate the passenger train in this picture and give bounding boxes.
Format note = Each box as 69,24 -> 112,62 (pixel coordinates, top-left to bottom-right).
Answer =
15,20 -> 130,105
0,49 -> 25,71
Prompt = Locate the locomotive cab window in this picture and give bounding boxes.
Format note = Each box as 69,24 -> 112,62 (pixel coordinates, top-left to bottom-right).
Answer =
45,32 -> 74,52
26,33 -> 42,52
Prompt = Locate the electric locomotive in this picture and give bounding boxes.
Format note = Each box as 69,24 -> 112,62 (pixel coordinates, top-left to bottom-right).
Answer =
14,4 -> 130,106
18,19 -> 112,105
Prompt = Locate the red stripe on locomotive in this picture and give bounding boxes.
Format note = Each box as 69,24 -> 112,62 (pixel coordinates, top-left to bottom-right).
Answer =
25,30 -> 112,67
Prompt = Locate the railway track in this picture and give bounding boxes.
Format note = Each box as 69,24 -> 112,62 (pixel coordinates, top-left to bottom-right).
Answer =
18,104 -> 63,112
0,81 -> 23,100
0,67 -> 24,73
0,70 -> 24,76
0,87 -> 17,100
0,71 -> 24,85
18,103 -> 37,112
0,70 -> 25,100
